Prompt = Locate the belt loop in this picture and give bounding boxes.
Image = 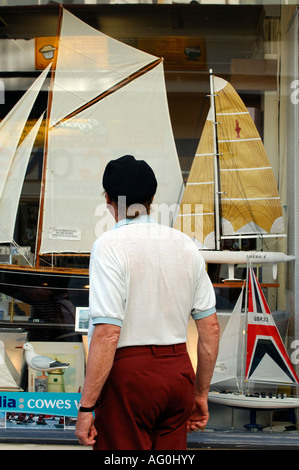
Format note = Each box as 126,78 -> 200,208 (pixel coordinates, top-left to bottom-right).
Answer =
173,344 -> 177,353
151,345 -> 156,356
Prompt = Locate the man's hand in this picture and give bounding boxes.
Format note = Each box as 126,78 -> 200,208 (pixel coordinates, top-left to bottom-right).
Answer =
75,324 -> 120,446
187,396 -> 209,433
75,412 -> 97,446
187,313 -> 219,433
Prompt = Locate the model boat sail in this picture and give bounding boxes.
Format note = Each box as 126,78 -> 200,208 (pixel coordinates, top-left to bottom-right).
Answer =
38,8 -> 182,256
174,71 -> 294,274
0,8 -> 182,304
208,265 -> 299,409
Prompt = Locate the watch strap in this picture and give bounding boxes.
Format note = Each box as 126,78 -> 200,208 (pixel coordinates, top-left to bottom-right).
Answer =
78,404 -> 95,412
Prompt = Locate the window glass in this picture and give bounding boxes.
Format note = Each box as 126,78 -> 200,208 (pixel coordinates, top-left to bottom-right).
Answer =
0,1 -> 298,441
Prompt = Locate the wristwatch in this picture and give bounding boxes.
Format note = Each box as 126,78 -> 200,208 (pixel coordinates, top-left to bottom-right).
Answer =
78,402 -> 95,412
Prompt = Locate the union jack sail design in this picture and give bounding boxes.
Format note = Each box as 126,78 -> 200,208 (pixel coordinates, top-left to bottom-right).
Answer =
245,267 -> 299,384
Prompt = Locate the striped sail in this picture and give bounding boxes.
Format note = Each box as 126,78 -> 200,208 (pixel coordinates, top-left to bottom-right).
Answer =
210,266 -> 298,390
175,76 -> 284,249
245,267 -> 299,384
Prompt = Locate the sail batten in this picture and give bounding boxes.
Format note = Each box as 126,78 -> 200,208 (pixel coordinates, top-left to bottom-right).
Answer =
186,182 -> 214,186
177,212 -> 214,217
217,111 -> 250,116
220,167 -> 272,172
222,197 -> 280,201
218,138 -> 261,143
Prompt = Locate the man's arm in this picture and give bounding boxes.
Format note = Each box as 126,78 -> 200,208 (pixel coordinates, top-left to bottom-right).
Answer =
187,312 -> 220,432
75,323 -> 121,446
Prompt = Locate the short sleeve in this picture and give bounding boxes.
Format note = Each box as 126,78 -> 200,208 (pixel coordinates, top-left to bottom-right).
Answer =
89,238 -> 126,327
191,252 -> 216,320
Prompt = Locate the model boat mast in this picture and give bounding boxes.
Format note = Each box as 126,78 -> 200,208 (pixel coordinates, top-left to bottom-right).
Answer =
209,68 -> 222,251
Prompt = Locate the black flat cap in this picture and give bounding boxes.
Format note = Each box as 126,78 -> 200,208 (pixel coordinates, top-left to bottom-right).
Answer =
103,155 -> 157,205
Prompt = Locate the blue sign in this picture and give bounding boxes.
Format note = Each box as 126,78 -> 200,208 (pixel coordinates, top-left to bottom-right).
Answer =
0,392 -> 81,417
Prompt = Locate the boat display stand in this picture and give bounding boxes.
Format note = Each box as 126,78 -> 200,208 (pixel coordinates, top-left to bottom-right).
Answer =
229,405 -> 298,433
230,407 -> 263,432
243,410 -> 263,432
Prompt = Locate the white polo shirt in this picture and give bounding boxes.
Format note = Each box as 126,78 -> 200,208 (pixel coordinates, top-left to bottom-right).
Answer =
88,215 -> 216,348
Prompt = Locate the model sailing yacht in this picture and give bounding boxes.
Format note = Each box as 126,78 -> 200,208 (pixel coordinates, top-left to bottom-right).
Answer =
174,73 -> 299,408
0,7 -> 183,310
174,71 -> 294,280
208,265 -> 299,409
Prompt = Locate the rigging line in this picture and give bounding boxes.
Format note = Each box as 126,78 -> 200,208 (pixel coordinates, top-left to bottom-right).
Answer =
219,193 -> 271,243
11,240 -> 33,268
220,180 -> 271,249
51,58 -> 162,128
217,116 -> 267,222
187,87 -> 210,174
222,166 -> 272,247
59,41 -> 131,76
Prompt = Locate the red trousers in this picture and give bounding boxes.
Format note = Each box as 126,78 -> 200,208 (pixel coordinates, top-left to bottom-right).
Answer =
93,343 -> 195,450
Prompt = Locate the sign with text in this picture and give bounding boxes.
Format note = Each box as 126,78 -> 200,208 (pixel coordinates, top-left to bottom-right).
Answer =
0,392 -> 81,417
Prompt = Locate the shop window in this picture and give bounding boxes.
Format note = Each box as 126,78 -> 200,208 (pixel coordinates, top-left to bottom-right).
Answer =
0,2 -> 297,445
